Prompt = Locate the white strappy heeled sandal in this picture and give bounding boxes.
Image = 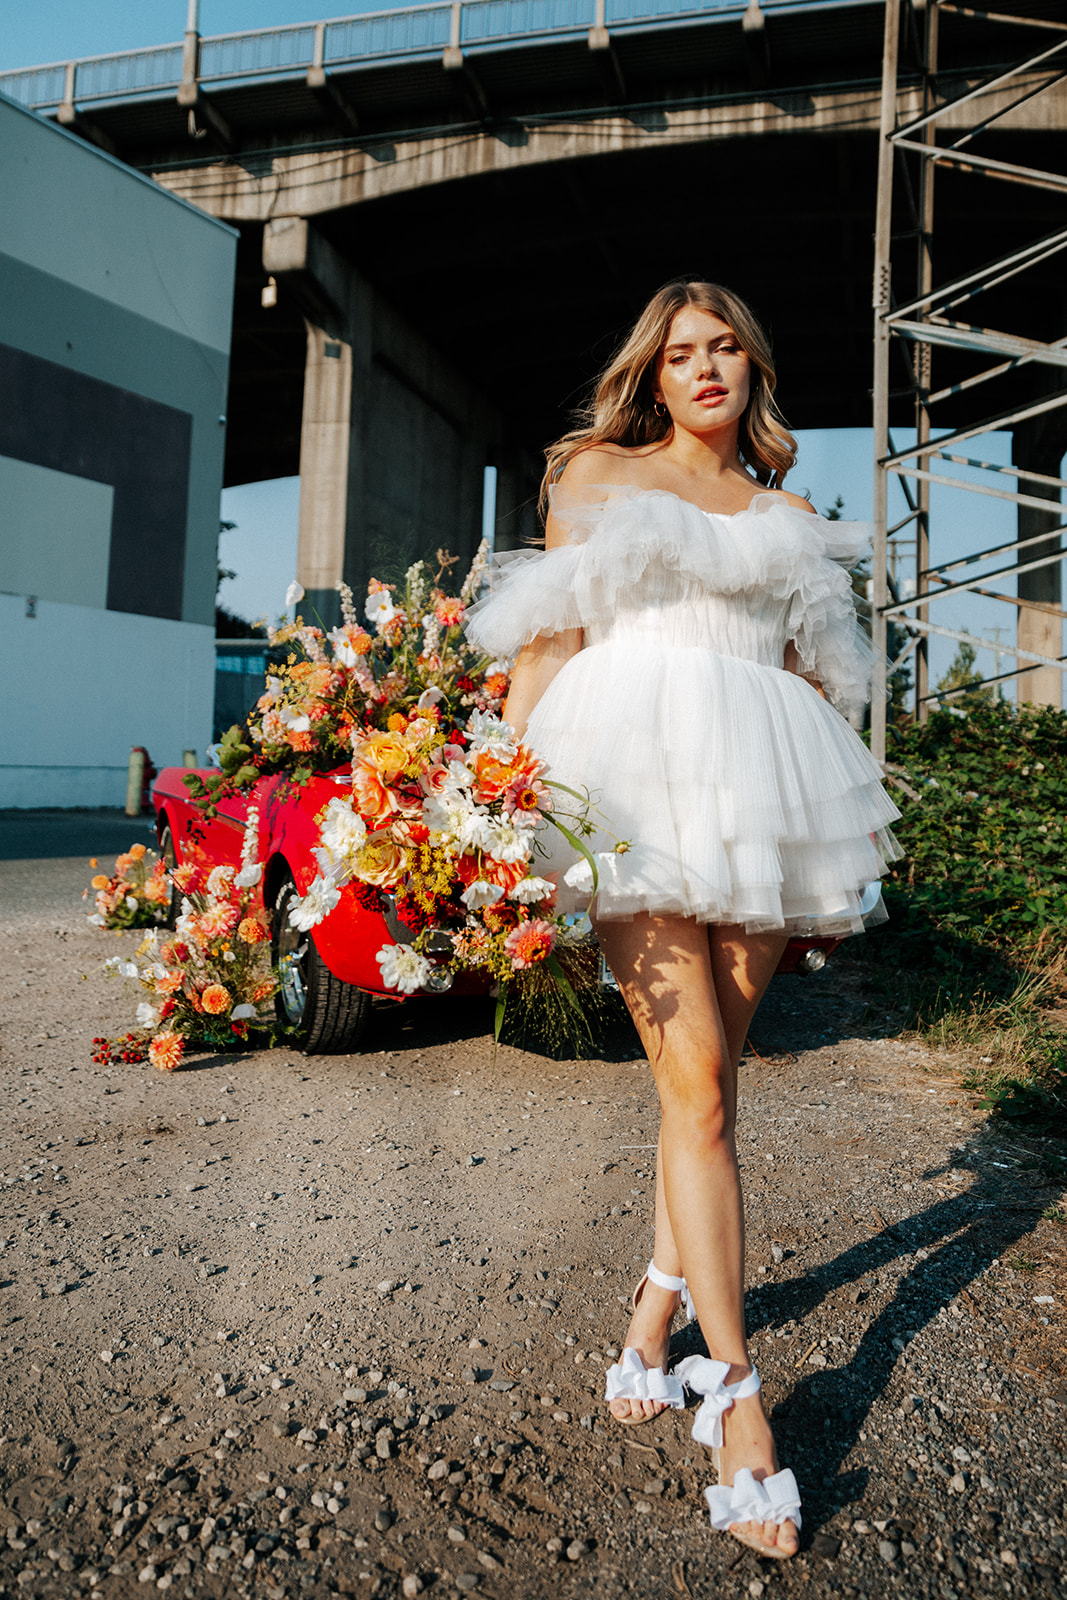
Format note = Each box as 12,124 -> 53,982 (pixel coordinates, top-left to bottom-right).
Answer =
602,1260 -> 695,1425
675,1356 -> 802,1558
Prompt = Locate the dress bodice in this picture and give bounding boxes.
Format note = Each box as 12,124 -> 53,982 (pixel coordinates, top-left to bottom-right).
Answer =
464,485 -> 877,720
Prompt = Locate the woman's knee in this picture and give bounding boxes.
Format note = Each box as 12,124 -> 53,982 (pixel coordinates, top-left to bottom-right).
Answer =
661,1087 -> 735,1151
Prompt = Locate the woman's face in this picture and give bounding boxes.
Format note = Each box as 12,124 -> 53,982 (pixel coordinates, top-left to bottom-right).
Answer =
654,306 -> 752,436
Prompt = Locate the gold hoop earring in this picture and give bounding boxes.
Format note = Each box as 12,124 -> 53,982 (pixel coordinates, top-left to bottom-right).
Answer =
654,401 -> 667,418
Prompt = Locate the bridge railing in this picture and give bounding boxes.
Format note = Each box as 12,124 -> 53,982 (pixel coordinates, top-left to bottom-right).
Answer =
0,0 -> 817,111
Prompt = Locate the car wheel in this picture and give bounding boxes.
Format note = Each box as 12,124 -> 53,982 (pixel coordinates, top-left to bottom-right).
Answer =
158,822 -> 182,930
271,873 -> 372,1054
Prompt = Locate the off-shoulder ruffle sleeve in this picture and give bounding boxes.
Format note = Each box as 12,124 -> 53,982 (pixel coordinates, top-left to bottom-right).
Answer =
463,485 -> 877,718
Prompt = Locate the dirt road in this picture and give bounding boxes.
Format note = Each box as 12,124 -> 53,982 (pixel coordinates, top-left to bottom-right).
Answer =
0,814 -> 1063,1599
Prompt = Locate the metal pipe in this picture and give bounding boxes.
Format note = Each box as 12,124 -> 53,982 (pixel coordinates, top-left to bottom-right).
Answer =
881,547 -> 1067,615
931,451 -> 1067,492
900,616 -> 1067,673
927,333 -> 1067,406
883,390 -> 1067,466
870,0 -> 900,766
885,462 -> 1067,516
892,33 -> 1067,140
921,523 -> 1067,578
937,5 -> 1067,32
891,136 -> 1067,194
886,227 -> 1067,321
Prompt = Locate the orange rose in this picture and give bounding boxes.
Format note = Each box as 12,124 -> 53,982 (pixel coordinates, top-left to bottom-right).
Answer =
359,732 -> 410,781
148,1031 -> 184,1072
472,751 -> 516,803
350,761 -> 398,824
155,971 -> 184,995
286,728 -> 314,752
91,874 -> 110,890
201,984 -> 231,1015
129,843 -> 147,860
114,852 -> 133,875
355,832 -> 407,889
238,917 -> 268,945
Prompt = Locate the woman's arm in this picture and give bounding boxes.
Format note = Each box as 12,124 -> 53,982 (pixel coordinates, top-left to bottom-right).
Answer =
501,502 -> 583,739
502,627 -> 583,741
502,450 -> 621,738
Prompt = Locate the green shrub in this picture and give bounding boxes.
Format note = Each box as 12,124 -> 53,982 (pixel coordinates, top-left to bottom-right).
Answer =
865,700 -> 1067,1136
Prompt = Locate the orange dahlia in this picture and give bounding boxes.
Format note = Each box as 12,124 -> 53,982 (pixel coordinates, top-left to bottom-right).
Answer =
503,919 -> 556,970
148,1031 -> 184,1072
237,917 -> 267,945
200,983 -> 231,1015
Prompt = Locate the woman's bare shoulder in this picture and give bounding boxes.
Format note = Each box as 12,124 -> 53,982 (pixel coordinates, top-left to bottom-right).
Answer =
556,442 -> 659,490
775,488 -> 817,515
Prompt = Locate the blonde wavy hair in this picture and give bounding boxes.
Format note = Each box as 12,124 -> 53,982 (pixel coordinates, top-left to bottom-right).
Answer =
541,280 -> 797,514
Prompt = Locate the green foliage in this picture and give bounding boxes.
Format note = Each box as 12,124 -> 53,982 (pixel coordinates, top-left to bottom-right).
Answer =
869,699 -> 1067,1135
884,699 -> 1067,956
183,725 -> 260,818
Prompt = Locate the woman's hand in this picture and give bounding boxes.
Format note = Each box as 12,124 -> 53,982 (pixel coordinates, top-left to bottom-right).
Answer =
783,639 -> 825,698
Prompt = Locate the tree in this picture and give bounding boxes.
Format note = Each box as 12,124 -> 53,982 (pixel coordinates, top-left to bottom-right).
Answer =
215,518 -> 265,639
936,640 -> 998,706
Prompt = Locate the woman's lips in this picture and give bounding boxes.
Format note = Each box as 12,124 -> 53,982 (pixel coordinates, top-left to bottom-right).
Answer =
695,387 -> 727,403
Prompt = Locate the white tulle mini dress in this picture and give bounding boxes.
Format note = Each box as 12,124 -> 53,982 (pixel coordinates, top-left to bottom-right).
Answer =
464,484 -> 902,933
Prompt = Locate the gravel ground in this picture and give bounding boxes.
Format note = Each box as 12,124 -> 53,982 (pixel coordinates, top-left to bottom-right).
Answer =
0,812 -> 1064,1600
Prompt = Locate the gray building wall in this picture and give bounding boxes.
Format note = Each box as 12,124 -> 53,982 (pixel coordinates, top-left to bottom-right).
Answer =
0,93 -> 237,805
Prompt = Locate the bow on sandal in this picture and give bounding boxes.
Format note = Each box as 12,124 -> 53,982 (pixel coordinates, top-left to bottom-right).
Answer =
674,1356 -> 802,1557
602,1261 -> 694,1424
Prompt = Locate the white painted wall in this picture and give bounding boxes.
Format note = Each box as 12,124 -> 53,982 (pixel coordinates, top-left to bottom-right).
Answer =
0,593 -> 214,808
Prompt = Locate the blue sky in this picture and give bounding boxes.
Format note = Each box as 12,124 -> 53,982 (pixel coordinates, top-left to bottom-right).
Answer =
7,4 -> 1057,697
0,3 -> 398,71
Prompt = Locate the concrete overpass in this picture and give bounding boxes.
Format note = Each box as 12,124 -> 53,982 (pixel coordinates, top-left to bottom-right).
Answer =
5,0 -> 1065,634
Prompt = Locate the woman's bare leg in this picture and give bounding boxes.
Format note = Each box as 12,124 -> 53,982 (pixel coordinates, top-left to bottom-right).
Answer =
594,912 -> 797,1556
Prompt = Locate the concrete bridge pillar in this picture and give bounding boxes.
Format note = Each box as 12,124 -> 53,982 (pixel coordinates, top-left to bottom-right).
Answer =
263,217 -> 505,627
1012,411 -> 1065,710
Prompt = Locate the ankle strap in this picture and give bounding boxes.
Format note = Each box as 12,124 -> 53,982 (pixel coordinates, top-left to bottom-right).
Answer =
727,1364 -> 761,1401
646,1259 -> 686,1293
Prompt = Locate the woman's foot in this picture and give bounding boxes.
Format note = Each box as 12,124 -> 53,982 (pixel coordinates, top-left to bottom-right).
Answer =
715,1367 -> 799,1558
607,1275 -> 681,1424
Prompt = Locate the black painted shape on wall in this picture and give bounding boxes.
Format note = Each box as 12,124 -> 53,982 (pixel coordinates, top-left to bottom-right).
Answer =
0,342 -> 191,620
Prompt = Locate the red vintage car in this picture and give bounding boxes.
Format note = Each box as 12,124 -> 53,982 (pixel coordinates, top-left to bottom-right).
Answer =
152,766 -> 866,1056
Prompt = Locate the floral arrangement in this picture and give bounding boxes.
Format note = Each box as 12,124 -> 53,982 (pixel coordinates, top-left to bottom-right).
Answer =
287,705 -> 625,1042
94,813 -> 279,1071
185,545 -> 508,816
84,844 -> 170,930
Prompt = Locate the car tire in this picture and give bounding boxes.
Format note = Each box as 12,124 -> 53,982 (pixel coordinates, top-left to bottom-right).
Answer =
271,873 -> 372,1054
158,822 -> 182,930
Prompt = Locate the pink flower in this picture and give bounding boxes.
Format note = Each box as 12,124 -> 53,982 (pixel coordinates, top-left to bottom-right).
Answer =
434,597 -> 465,627
503,919 -> 557,970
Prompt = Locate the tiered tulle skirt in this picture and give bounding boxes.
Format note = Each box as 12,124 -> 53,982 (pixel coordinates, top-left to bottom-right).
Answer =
529,640 -> 901,933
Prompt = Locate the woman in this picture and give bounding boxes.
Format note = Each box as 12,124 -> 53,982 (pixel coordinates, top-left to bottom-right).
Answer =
465,280 -> 900,1560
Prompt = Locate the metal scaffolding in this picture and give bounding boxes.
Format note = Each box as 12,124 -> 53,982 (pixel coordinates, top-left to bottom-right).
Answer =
871,0 -> 1067,764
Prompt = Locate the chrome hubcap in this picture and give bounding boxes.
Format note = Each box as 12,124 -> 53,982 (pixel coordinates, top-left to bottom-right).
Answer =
276,894 -> 308,1023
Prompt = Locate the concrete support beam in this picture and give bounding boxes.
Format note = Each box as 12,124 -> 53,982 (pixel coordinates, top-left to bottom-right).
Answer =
156,72 -> 1067,224
1013,411 -> 1065,709
742,0 -> 771,89
307,20 -> 360,134
262,217 -> 507,626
